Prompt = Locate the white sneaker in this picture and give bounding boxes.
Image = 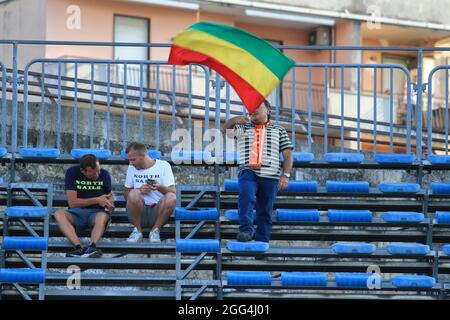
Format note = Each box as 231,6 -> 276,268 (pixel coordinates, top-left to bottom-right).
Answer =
149,228 -> 161,243
127,227 -> 143,243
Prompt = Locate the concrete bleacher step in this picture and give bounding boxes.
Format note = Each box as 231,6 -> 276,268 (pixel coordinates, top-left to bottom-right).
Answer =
19,147 -> 60,158
0,268 -> 46,283
5,206 -> 48,218
3,236 -> 48,250
331,242 -> 376,255
323,153 -> 364,163
70,148 -> 111,159
374,153 -> 416,164
175,207 -> 219,221
386,243 -> 430,255
44,289 -> 176,299
226,271 -> 272,286
381,211 -> 424,223
378,182 -> 420,193
326,181 -> 369,193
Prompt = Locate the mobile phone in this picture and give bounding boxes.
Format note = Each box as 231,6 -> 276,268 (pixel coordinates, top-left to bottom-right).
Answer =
146,179 -> 157,186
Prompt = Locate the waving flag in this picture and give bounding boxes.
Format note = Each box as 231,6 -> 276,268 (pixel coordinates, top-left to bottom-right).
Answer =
168,22 -> 295,114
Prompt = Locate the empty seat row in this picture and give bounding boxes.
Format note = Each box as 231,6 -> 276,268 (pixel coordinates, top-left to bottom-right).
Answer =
224,209 -> 425,223
224,180 -> 421,194
226,271 -> 436,288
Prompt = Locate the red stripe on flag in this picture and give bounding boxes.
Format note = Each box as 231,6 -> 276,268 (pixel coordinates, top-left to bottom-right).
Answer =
168,45 -> 265,114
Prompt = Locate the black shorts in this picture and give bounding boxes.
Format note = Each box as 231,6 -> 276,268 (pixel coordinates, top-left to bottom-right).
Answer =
68,208 -> 111,233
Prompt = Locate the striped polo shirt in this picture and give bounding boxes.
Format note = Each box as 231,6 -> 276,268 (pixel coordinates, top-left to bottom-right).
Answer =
235,122 -> 293,180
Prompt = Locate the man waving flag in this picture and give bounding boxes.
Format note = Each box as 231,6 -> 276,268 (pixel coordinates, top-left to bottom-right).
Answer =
168,22 -> 295,114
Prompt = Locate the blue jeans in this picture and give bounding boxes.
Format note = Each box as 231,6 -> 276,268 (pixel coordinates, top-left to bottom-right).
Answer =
238,170 -> 279,242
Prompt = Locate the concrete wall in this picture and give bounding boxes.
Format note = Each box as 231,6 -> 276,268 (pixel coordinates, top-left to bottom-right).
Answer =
0,0 -> 47,68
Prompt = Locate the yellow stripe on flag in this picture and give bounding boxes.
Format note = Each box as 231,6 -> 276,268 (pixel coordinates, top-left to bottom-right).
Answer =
173,28 -> 280,97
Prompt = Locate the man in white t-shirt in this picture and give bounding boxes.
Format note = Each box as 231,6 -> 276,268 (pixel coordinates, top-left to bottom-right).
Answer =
124,142 -> 176,243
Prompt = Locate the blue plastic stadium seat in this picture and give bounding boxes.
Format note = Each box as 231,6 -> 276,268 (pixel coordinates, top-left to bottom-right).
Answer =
224,209 -> 255,221
326,181 -> 369,193
19,147 -> 60,158
436,211 -> 450,224
284,181 -> 318,192
281,152 -> 314,163
275,209 -> 320,222
171,150 -> 212,162
431,182 -> 450,194
427,154 -> 450,165
386,243 -> 430,255
391,275 -> 436,288
324,153 -> 364,164
331,242 -> 376,255
227,271 -> 271,286
226,241 -> 269,252
121,149 -> 161,160
0,147 -> 7,157
71,148 -> 111,159
176,239 -> 220,253
381,212 -> 424,223
281,272 -> 327,287
0,268 -> 45,283
224,179 -> 238,191
2,237 -> 48,251
175,208 -> 218,221
227,179 -> 319,193
5,206 -> 48,218
442,244 -> 450,255
374,153 -> 415,164
335,273 -> 378,287
378,182 -> 420,193
328,209 -> 372,222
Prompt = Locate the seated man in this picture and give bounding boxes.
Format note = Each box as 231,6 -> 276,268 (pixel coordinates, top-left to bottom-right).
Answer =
54,154 -> 114,258
124,142 -> 176,243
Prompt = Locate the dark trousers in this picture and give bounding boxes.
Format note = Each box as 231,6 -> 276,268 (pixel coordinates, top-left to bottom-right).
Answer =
238,170 -> 279,242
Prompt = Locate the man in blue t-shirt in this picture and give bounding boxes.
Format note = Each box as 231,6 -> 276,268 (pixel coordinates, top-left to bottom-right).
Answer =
54,154 -> 114,258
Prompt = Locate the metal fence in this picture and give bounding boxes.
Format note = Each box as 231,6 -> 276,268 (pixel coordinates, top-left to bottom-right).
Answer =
0,41 -> 450,164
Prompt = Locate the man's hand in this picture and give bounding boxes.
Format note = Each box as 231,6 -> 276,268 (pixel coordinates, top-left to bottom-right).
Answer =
139,184 -> 152,195
150,182 -> 161,191
97,195 -> 115,213
278,175 -> 289,192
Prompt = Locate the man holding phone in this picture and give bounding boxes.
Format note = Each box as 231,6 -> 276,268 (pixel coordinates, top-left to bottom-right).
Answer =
124,142 -> 176,243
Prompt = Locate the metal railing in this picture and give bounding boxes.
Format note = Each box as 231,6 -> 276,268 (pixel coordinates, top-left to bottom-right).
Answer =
0,41 -> 449,162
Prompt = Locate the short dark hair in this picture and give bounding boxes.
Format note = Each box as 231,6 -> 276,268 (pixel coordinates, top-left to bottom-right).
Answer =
263,100 -> 271,120
79,154 -> 99,170
126,142 -> 147,154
